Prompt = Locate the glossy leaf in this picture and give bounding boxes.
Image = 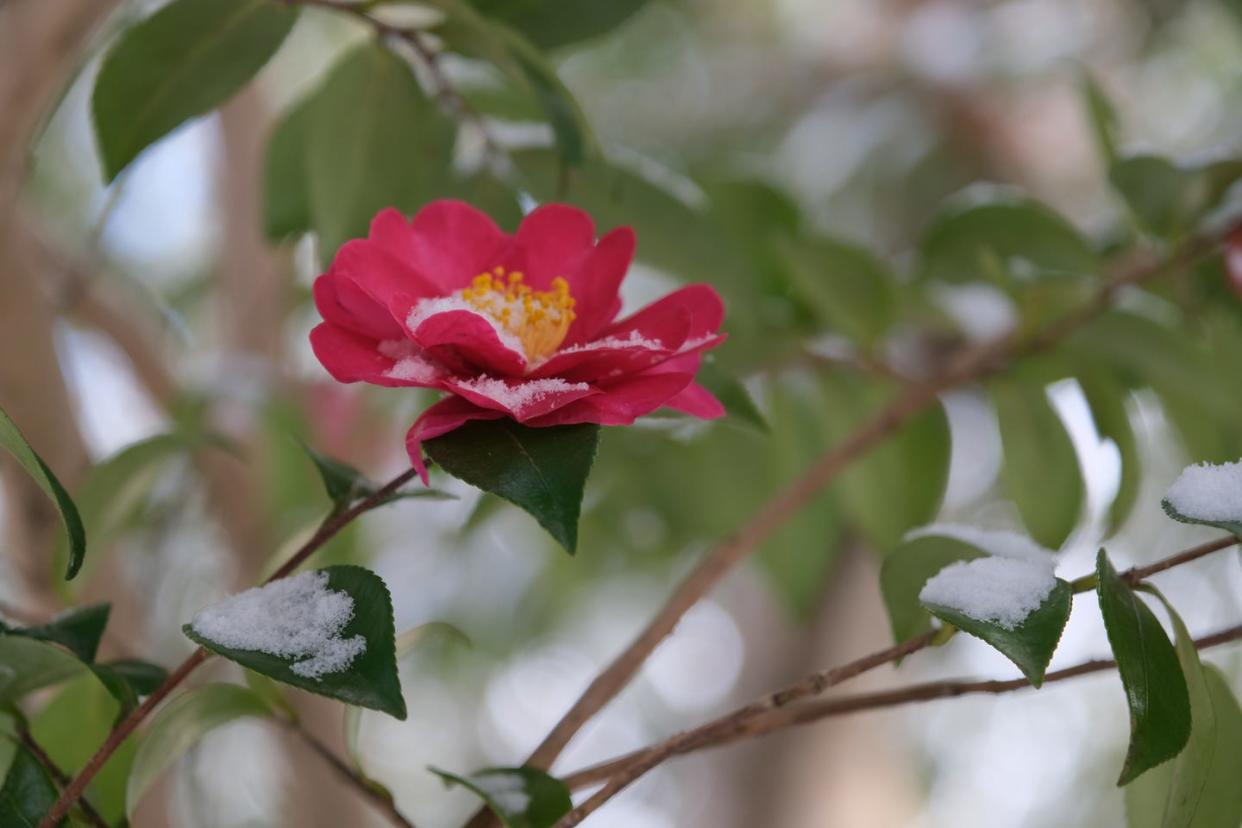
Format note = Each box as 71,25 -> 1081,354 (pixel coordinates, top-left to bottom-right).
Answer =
92,0 -> 299,180
0,742 -> 60,828
464,0 -> 651,49
1096,550 -> 1191,785
306,43 -> 456,256
0,404 -> 86,580
880,534 -> 988,643
920,197 -> 1099,287
425,421 -> 600,554
0,604 -> 109,663
430,766 -> 572,828
991,379 -> 1084,549
184,566 -> 406,719
923,578 -> 1072,686
126,683 -> 273,819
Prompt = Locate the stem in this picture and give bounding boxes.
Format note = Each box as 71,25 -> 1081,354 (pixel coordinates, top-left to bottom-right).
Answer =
281,719 -> 419,828
553,533 -> 1240,821
39,468 -> 420,828
516,229 -> 1232,790
556,621 -> 1242,825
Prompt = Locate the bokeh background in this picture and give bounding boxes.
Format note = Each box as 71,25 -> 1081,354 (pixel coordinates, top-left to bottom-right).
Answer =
3,0 -> 1242,826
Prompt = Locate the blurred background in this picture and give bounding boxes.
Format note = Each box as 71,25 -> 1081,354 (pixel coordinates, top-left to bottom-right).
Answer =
3,0 -> 1242,826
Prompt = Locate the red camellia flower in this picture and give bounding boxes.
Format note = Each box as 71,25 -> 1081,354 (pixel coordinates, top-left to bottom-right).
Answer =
310,200 -> 727,481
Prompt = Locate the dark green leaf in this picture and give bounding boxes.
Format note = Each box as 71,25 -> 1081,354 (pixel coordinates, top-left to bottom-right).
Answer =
991,379 -> 1084,549
263,92 -> 316,240
0,404 -> 86,580
463,0 -> 651,49
780,235 -> 899,346
1096,550 -> 1191,785
919,197 -> 1099,285
694,362 -> 767,432
425,421 -> 599,554
1162,487 -> 1242,538
0,605 -> 109,664
92,0 -> 299,180
881,535 -> 988,643
184,566 -> 406,719
306,43 -> 457,256
923,578 -> 1071,686
0,742 -> 61,828
126,683 -> 273,820
300,443 -> 373,505
96,660 -> 168,698
431,766 -> 571,828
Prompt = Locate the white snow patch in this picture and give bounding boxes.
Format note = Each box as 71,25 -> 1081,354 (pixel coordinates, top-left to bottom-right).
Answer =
406,296 -> 527,358
905,523 -> 1056,563
556,331 -> 666,355
472,773 -> 530,813
919,556 -> 1056,630
377,339 -> 417,360
1164,459 -> 1242,522
456,376 -> 589,414
678,333 -> 718,353
387,355 -> 442,383
190,571 -> 366,680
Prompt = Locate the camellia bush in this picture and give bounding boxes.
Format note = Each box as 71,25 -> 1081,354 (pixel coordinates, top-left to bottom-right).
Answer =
2,0 -> 1242,827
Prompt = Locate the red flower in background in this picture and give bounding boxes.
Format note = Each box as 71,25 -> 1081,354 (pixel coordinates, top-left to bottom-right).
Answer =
310,200 -> 726,481
1228,228 -> 1242,301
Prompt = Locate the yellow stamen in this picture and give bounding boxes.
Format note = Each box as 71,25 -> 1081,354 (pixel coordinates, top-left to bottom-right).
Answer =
461,271 -> 576,364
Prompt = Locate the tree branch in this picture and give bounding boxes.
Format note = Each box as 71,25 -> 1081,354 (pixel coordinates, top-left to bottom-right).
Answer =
516,227 -> 1234,791
554,534 -> 1240,823
38,467 -> 421,828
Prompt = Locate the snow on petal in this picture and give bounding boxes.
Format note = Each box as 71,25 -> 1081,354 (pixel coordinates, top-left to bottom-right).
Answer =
1164,459 -> 1242,522
190,571 -> 366,680
407,296 -> 528,358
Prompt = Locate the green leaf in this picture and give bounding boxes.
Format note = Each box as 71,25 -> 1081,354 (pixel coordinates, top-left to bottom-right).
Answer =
263,92 -> 316,240
881,535 -> 988,643
306,43 -> 457,257
923,578 -> 1072,686
0,742 -> 61,828
919,197 -> 1100,285
694,362 -> 767,432
425,420 -> 599,554
95,659 -> 168,698
1161,490 -> 1242,537
430,766 -> 571,828
819,377 -> 950,549
991,379 -> 1084,549
91,0 -> 299,180
1110,155 -> 1242,241
184,566 -> 406,719
1079,375 -> 1141,536
780,235 -> 899,346
1128,592 -> 1242,828
298,443 -> 454,508
0,404 -> 86,580
0,638 -> 87,705
462,0 -> 651,49
1079,73 -> 1120,166
126,683 -> 273,819
1096,550 -> 1191,785
0,605 -> 109,663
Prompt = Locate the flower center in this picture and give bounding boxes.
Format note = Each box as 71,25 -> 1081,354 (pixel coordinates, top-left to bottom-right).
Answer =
461,266 -> 576,364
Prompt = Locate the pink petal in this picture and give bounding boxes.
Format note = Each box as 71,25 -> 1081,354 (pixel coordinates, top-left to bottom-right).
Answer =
513,204 -> 597,289
663,381 -> 725,419
386,201 -> 510,293
562,227 -> 635,346
530,332 -> 681,382
333,238 -> 441,317
603,284 -> 725,351
405,397 -> 505,483
441,375 -> 599,421
407,307 -> 528,377
526,368 -> 696,427
313,272 -> 404,340
309,323 -> 445,389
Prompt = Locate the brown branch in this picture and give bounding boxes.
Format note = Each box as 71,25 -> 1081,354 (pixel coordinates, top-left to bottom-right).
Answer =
279,719 -> 419,828
17,726 -> 110,828
516,228 -> 1231,796
554,534 -> 1240,823
39,467 -> 421,827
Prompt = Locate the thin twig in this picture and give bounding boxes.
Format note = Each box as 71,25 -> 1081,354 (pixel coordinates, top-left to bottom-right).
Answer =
556,621 -> 1242,825
280,719 -> 418,828
553,533 -> 1240,821
17,727 -> 110,828
39,468 -> 420,828
518,228 -> 1231,790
